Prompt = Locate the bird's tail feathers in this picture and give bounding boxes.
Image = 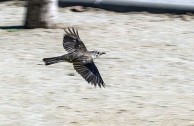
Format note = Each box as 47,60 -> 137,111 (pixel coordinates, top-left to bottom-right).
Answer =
43,56 -> 62,65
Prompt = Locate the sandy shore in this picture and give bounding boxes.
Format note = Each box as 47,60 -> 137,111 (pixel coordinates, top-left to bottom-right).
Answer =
0,1 -> 194,126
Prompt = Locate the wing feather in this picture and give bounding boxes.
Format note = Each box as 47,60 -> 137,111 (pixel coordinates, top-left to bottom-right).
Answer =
63,27 -> 87,53
73,62 -> 105,87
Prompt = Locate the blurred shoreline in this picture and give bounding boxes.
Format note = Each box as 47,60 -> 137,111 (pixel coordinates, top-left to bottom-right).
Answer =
59,0 -> 194,14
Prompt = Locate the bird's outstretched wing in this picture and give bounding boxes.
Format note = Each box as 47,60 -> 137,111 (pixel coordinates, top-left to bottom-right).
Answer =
73,61 -> 105,88
63,27 -> 87,53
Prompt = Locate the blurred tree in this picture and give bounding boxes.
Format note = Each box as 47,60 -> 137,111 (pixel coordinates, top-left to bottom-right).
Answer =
25,0 -> 58,28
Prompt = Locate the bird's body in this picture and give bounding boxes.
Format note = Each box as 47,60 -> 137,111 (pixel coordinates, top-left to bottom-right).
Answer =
43,51 -> 93,64
43,28 -> 105,87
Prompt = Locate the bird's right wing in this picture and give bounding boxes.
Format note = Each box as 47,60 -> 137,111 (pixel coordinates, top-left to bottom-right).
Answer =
73,61 -> 105,88
63,27 -> 87,53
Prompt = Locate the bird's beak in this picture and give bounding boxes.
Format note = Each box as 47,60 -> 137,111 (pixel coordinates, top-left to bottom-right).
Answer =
101,52 -> 106,55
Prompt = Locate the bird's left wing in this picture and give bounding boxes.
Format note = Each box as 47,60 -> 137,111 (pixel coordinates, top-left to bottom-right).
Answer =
73,61 -> 105,88
63,27 -> 87,53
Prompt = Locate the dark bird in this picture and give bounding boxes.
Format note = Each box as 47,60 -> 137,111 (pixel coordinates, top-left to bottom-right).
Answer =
43,27 -> 106,87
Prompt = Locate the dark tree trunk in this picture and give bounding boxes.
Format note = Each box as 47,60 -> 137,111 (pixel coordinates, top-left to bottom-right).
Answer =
24,0 -> 58,28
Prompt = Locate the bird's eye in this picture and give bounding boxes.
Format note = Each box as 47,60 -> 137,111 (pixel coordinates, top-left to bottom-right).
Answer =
97,52 -> 99,54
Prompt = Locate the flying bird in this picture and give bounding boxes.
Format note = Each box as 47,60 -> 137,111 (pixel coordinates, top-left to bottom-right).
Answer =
43,27 -> 106,87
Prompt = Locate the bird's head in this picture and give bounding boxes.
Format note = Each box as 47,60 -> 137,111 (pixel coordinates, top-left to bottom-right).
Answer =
91,51 -> 106,59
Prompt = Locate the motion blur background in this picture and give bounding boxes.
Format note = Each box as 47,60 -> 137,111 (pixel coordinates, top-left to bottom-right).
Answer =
0,0 -> 194,126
